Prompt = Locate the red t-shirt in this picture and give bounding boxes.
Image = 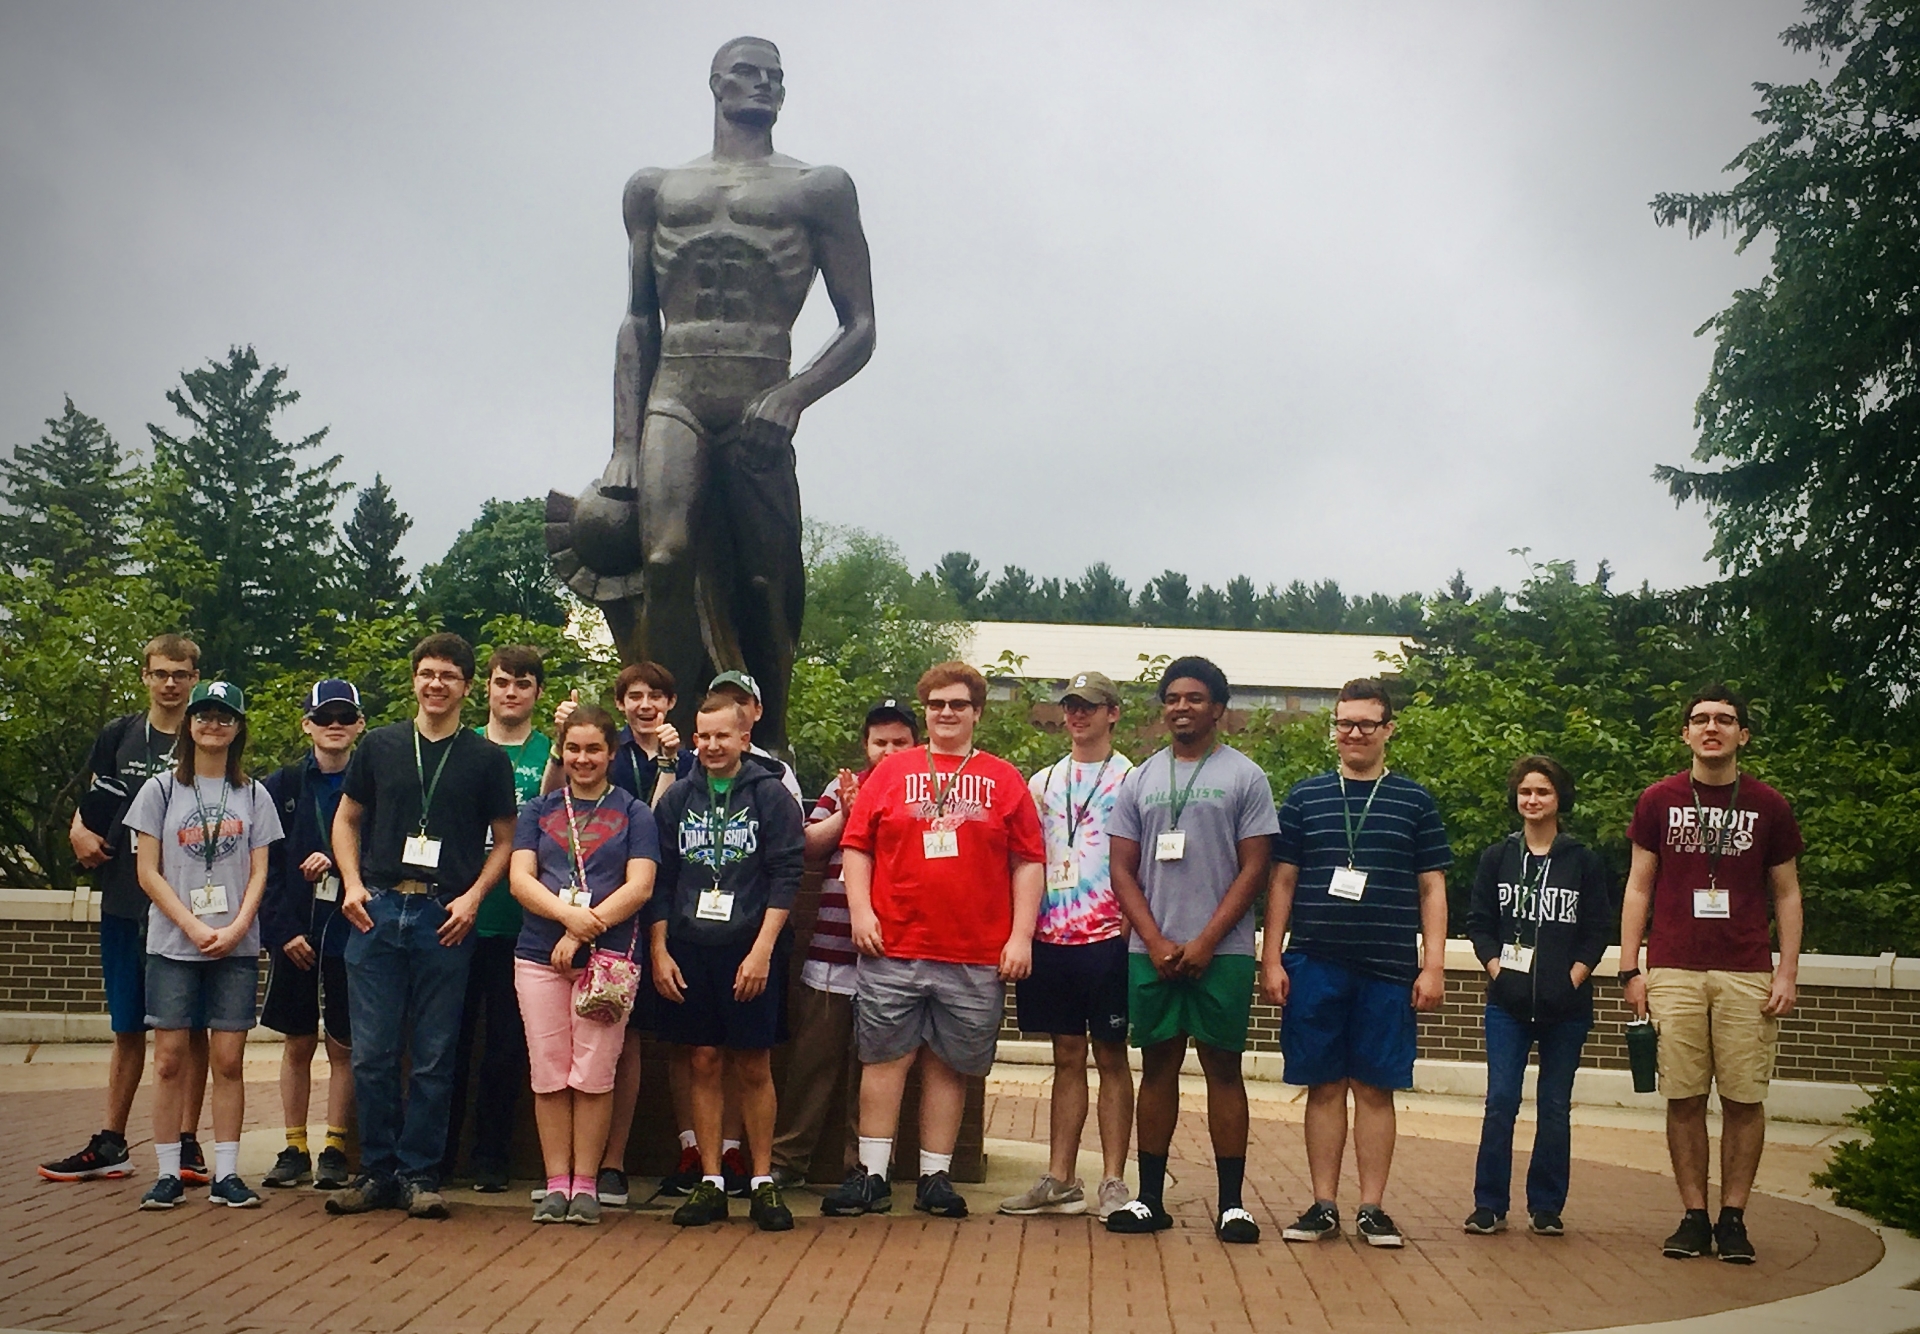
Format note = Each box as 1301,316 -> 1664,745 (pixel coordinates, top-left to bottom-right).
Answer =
1627,770 -> 1803,972
840,745 -> 1046,966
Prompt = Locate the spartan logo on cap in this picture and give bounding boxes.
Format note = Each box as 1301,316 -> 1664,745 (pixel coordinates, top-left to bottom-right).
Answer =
1074,675 -> 1088,688
209,683 -> 233,701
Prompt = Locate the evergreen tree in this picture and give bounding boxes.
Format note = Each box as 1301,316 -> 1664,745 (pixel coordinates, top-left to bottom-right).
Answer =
1141,570 -> 1192,625
147,347 -> 342,683
0,397 -> 135,582
1225,574 -> 1259,628
1066,562 -> 1132,623
1195,583 -> 1228,627
341,473 -> 413,616
419,497 -> 568,641
935,551 -> 986,610
984,565 -> 1037,620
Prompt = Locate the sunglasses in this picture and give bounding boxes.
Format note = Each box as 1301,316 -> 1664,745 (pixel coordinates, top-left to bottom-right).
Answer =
311,710 -> 362,727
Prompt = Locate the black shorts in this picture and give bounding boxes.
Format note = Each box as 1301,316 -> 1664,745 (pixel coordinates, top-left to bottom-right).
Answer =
259,950 -> 352,1043
626,952 -> 659,1033
655,934 -> 789,1051
1016,937 -> 1129,1042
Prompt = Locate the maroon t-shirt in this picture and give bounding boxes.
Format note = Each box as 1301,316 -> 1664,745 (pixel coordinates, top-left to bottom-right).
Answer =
1627,770 -> 1803,972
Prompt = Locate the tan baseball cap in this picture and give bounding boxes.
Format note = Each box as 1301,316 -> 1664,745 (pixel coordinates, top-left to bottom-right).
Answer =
1060,671 -> 1120,708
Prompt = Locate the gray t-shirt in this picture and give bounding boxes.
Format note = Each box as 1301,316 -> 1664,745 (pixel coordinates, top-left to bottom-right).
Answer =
1108,744 -> 1280,957
125,773 -> 283,962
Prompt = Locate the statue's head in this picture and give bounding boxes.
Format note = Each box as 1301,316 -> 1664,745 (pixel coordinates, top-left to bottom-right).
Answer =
710,36 -> 784,127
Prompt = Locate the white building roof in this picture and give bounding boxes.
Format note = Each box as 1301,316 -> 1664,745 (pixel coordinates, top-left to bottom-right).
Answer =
958,621 -> 1409,692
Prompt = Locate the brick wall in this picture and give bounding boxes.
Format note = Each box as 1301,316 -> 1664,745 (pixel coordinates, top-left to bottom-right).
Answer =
0,921 -> 104,1012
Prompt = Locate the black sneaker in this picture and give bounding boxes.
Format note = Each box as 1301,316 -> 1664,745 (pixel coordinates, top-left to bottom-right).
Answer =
657,1145 -> 702,1198
821,1166 -> 892,1217
1216,1206 -> 1261,1243
1714,1211 -> 1755,1264
471,1163 -> 509,1194
1529,1211 -> 1564,1236
178,1134 -> 210,1185
751,1181 -> 795,1232
1463,1208 -> 1507,1235
914,1170 -> 968,1218
1105,1199 -> 1173,1233
1356,1206 -> 1404,1248
139,1175 -> 185,1210
315,1147 -> 351,1191
325,1174 -> 399,1215
1663,1210 -> 1713,1259
263,1146 -> 311,1188
722,1146 -> 752,1198
672,1180 -> 729,1227
209,1175 -> 262,1208
40,1130 -> 133,1181
596,1167 -> 630,1207
1282,1202 -> 1341,1242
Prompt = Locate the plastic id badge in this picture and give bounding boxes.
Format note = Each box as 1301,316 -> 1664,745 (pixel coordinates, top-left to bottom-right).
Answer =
1155,830 -> 1186,862
1328,867 -> 1368,901
560,884 -> 592,909
189,880 -> 230,918
1499,942 -> 1534,973
313,873 -> 341,904
923,829 -> 959,859
1692,886 -> 1731,919
1048,854 -> 1078,890
402,835 -> 442,870
695,888 -> 735,921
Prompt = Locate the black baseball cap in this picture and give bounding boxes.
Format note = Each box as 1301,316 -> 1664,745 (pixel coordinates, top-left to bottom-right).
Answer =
864,698 -> 920,738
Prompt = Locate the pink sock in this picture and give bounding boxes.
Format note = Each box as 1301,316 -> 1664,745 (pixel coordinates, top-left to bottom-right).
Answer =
573,1175 -> 597,1199
547,1174 -> 569,1195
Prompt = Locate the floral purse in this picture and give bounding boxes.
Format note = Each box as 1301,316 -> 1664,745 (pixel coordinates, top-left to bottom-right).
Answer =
561,787 -> 641,1025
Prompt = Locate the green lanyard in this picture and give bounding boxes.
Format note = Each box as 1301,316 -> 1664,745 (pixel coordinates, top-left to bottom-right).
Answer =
1516,849 -> 1551,944
192,778 -> 233,877
1166,746 -> 1216,831
1054,754 -> 1113,848
706,775 -> 736,866
1688,773 -> 1741,888
1337,771 -> 1387,871
927,747 -> 976,820
412,725 -> 454,837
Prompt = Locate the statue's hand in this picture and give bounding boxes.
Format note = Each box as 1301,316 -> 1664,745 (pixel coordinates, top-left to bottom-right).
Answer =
742,382 -> 804,440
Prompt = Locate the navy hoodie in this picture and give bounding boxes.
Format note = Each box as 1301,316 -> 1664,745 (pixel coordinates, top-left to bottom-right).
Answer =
652,753 -> 805,949
260,754 -> 351,956
1464,831 -> 1614,1023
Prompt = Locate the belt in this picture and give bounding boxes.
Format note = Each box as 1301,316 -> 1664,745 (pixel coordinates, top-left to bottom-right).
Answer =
391,879 -> 436,896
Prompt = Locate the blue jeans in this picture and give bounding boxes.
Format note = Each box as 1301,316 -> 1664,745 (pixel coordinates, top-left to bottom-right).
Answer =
1473,1002 -> 1590,1216
345,891 -> 474,1189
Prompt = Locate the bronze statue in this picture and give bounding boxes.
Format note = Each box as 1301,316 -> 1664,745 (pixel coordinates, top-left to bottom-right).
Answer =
548,36 -> 876,754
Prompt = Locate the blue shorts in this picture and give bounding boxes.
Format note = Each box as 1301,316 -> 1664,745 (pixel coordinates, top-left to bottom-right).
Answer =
145,954 -> 258,1032
655,935 -> 789,1051
100,915 -> 150,1034
1279,951 -> 1416,1090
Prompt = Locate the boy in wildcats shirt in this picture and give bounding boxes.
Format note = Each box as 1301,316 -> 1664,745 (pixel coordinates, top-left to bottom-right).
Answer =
1619,685 -> 1803,1266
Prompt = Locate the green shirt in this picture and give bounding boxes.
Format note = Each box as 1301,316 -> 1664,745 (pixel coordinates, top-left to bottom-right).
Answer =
474,727 -> 551,938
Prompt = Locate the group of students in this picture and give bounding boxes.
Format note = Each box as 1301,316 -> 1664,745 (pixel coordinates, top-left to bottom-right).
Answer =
38,632 -> 1805,1265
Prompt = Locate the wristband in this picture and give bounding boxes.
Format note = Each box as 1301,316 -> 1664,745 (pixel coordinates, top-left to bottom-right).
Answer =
1616,968 -> 1641,984
655,755 -> 675,770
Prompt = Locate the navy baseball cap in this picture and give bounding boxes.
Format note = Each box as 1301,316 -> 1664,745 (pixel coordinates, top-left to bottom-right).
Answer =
304,679 -> 362,717
865,698 -> 920,738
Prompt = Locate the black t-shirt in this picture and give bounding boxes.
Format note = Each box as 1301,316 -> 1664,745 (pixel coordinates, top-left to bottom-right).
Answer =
341,720 -> 517,897
79,713 -> 179,919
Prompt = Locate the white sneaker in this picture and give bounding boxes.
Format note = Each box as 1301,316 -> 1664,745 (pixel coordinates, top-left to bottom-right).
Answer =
1096,1177 -> 1132,1221
997,1174 -> 1087,1215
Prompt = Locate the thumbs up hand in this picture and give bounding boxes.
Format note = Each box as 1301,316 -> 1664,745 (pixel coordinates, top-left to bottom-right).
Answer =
553,689 -> 580,734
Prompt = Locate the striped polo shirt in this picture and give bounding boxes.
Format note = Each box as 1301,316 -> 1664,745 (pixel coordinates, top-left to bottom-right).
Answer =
801,782 -> 858,995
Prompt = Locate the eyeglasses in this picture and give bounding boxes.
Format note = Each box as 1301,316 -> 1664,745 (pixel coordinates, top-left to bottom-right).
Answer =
925,698 -> 975,713
414,669 -> 466,686
311,710 -> 361,727
1687,712 -> 1742,729
1332,718 -> 1387,736
145,669 -> 196,685
192,713 -> 239,729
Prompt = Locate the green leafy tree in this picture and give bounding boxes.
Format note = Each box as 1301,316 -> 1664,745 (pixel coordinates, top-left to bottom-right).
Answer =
418,497 -> 568,642
934,551 -> 986,611
0,398 -> 136,582
340,473 -> 413,616
1813,1063 -> 1920,1232
147,346 -> 343,683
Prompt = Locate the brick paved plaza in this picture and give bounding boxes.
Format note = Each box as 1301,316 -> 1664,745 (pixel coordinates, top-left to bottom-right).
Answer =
0,1053 -> 1888,1334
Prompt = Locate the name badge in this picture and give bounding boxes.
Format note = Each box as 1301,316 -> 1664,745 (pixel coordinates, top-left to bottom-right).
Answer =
1693,886 -> 1731,919
313,873 -> 341,904
1328,866 -> 1368,901
1499,942 -> 1534,973
189,880 -> 229,918
559,884 -> 592,909
923,829 -> 959,859
695,888 -> 735,921
1047,854 -> 1078,890
1155,830 -> 1186,862
402,834 -> 442,870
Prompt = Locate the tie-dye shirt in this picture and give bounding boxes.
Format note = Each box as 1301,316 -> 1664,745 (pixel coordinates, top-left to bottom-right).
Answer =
1027,752 -> 1134,946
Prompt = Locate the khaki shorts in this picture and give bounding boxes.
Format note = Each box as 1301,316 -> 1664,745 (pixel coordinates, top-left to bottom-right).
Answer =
1645,968 -> 1778,1104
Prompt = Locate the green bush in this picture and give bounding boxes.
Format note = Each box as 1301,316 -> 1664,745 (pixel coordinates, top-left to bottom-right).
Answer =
1812,1063 -> 1920,1234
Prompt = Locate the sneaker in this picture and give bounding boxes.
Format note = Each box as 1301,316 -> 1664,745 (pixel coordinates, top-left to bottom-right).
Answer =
405,1183 -> 450,1220
209,1175 -> 262,1208
1357,1206 -> 1404,1248
1217,1206 -> 1261,1243
315,1147 -> 351,1191
178,1134 -> 210,1185
566,1193 -> 601,1226
657,1145 -> 702,1198
596,1168 -> 630,1207
1096,1177 -> 1132,1221
532,1190 -> 569,1224
1282,1203 -> 1341,1242
914,1170 -> 968,1218
672,1180 -> 729,1227
1104,1199 -> 1173,1233
1714,1212 -> 1756,1265
998,1174 -> 1086,1216
769,1164 -> 808,1191
751,1181 -> 795,1232
39,1130 -> 133,1182
263,1146 -> 311,1188
1529,1211 -> 1565,1236
1663,1210 -> 1713,1259
1463,1208 -> 1508,1235
139,1175 -> 185,1210
820,1166 -> 892,1217
326,1174 -> 399,1215
721,1146 -> 751,1198
471,1163 -> 509,1194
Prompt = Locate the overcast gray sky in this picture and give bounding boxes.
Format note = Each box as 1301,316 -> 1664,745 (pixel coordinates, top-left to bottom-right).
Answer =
0,1 -> 1816,602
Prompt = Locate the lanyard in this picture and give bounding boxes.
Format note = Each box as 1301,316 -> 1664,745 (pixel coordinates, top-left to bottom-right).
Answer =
562,785 -> 606,889
412,725 -> 454,836
191,778 -> 233,875
927,747 -> 977,820
1338,771 -> 1387,870
706,775 -> 737,865
1053,754 -> 1113,848
1516,848 -> 1552,943
1688,773 -> 1741,887
1166,746 -> 1216,831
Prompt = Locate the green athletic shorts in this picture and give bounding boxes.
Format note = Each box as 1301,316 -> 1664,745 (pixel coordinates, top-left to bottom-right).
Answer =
1127,953 -> 1257,1053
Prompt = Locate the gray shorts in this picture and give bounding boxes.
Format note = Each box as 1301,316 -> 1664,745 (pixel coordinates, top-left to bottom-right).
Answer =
854,956 -> 1004,1077
145,953 -> 258,1032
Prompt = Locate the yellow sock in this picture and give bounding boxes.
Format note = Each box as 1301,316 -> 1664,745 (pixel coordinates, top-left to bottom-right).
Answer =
324,1126 -> 349,1153
286,1125 -> 309,1153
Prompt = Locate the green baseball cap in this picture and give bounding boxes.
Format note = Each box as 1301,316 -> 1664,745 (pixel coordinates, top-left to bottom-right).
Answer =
1060,671 -> 1120,708
186,680 -> 246,715
709,670 -> 762,704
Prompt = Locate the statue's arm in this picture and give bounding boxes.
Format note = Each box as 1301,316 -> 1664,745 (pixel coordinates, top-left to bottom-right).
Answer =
606,170 -> 663,492
746,166 -> 876,435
